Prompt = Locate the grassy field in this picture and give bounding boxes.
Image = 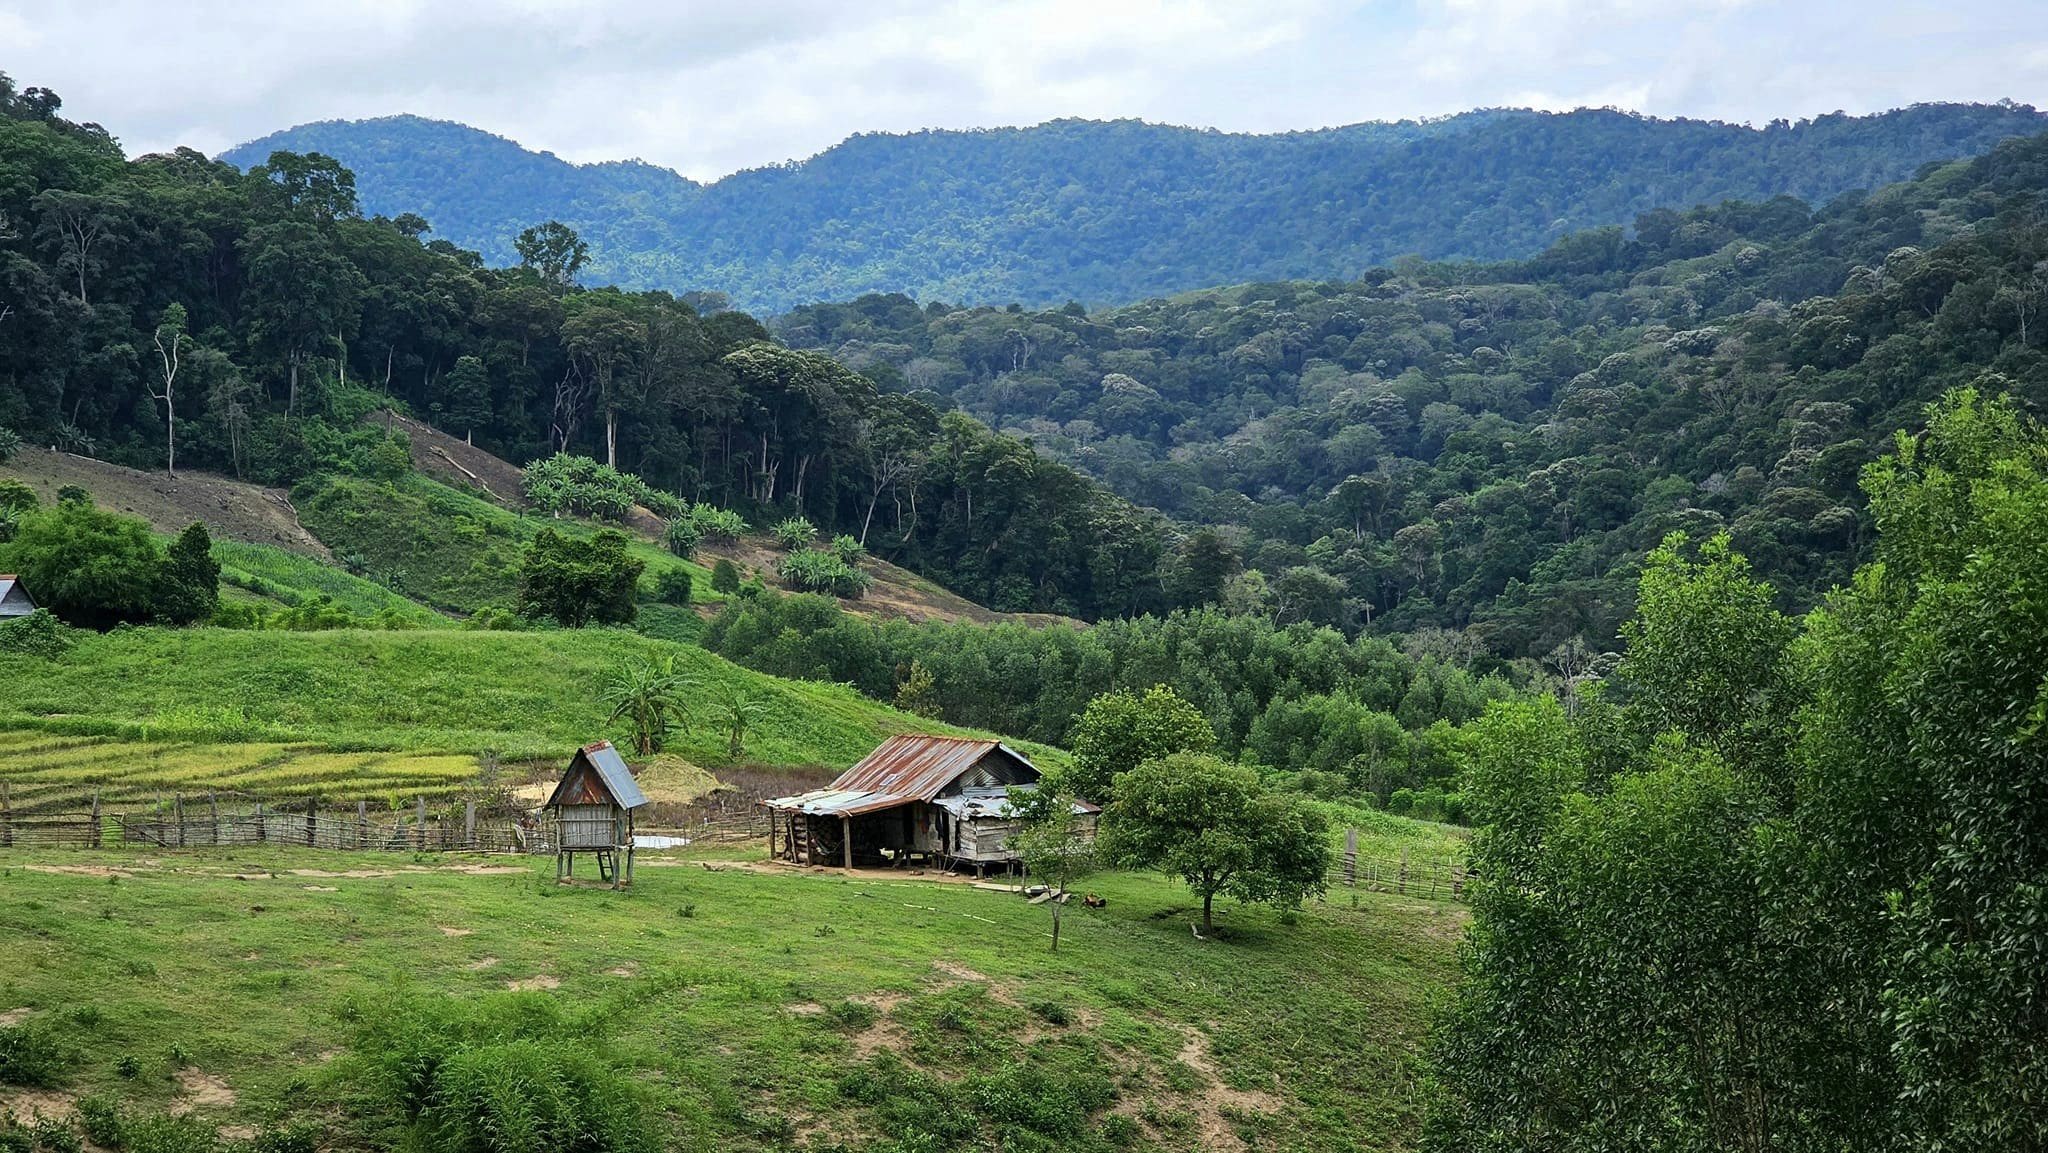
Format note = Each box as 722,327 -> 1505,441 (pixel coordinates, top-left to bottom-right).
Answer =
211,540 -> 445,624
0,845 -> 1464,1152
295,473 -> 717,615
0,625 -> 1057,808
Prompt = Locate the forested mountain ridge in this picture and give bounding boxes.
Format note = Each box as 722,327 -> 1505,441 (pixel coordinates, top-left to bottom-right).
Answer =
219,103 -> 2048,311
779,129 -> 2048,654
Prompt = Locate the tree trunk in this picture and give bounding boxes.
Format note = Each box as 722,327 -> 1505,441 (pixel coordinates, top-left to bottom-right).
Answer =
1202,890 -> 1214,934
606,407 -> 618,468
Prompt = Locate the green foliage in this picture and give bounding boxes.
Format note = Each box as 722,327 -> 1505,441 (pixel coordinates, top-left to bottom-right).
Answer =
652,566 -> 693,606
601,654 -> 693,755
0,480 -> 33,515
707,558 -> 741,594
1104,753 -> 1332,933
224,106 -> 2047,311
0,426 -> 19,465
515,527 -> 643,627
1067,685 -> 1215,804
893,659 -> 941,720
522,453 -> 671,522
687,506 -> 746,545
0,1020 -> 67,1087
0,504 -> 218,629
0,610 -> 76,659
776,548 -> 868,597
769,516 -> 816,551
829,534 -> 865,565
661,516 -> 700,558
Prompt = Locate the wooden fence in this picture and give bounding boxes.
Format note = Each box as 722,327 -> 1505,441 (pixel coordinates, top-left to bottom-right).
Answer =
1324,827 -> 1469,901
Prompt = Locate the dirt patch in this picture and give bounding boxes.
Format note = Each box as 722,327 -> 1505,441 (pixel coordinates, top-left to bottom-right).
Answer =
1,446 -> 328,555
465,956 -> 500,972
290,868 -> 400,879
301,885 -> 338,892
378,411 -> 530,510
218,1125 -> 258,1142
0,1008 -> 33,1027
605,964 -> 639,978
1173,1025 -> 1282,1148
931,960 -> 991,983
437,925 -> 474,937
505,975 -> 560,992
848,991 -> 912,1059
22,863 -> 132,879
0,1087 -> 76,1122
169,1069 -> 237,1115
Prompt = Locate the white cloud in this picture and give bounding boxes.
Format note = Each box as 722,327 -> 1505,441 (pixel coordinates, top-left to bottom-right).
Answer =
2,0 -> 2043,180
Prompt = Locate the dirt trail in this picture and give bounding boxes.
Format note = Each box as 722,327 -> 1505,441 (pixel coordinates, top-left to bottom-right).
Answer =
1,447 -> 327,555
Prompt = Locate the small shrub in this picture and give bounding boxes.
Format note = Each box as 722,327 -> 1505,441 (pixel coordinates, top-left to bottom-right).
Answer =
663,517 -> 702,558
429,1041 -> 654,1153
654,567 -> 694,606
115,1054 -> 141,1079
709,558 -> 741,594
0,1022 -> 67,1088
677,903 -> 696,919
461,606 -> 524,631
829,534 -> 865,565
117,1114 -> 217,1153
55,485 -> 90,506
777,549 -> 869,598
0,426 -> 19,465
0,479 -> 35,514
770,516 -> 817,551
1028,1000 -> 1071,1027
827,1000 -> 879,1032
0,611 -> 77,660
74,1097 -> 123,1148
245,1120 -> 321,1153
687,505 -> 746,544
1099,1113 -> 1139,1147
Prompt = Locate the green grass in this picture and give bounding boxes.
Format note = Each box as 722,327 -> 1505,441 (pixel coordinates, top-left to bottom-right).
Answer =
0,735 -> 480,812
0,625 -> 1049,769
0,847 -> 1463,1151
211,539 -> 443,624
295,473 -> 718,615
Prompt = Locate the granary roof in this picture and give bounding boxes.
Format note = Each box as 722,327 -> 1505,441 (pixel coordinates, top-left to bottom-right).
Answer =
764,736 -> 1045,817
544,740 -> 649,810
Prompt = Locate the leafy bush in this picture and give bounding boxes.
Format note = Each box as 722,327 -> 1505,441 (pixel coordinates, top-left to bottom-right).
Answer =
663,516 -> 701,558
516,528 -> 643,627
709,558 -> 741,594
117,1115 -> 217,1153
521,453 -> 676,523
0,611 -> 76,659
0,480 -> 34,515
0,1021 -> 67,1088
74,1096 -> 123,1147
0,505 -> 219,629
770,516 -> 816,551
461,606 -> 525,631
0,426 -> 19,465
777,549 -> 869,597
688,506 -> 746,544
827,1000 -> 879,1032
653,567 -> 693,606
829,534 -> 865,565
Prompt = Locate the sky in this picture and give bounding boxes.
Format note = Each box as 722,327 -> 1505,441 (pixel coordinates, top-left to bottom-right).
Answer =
4,0 -> 2046,182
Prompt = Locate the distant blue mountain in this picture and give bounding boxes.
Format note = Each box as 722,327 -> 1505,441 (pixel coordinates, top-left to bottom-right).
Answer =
222,103 -> 2048,312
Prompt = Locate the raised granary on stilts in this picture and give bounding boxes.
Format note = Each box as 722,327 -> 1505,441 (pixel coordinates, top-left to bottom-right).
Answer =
543,740 -> 648,888
762,734 -> 1097,875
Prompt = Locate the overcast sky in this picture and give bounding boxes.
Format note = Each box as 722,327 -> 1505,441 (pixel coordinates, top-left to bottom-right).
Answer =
5,1 -> 2045,182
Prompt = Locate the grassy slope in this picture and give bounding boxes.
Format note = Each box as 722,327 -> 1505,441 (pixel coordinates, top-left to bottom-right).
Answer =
0,848 -> 1463,1152
211,540 -> 443,623
0,626 -> 1043,770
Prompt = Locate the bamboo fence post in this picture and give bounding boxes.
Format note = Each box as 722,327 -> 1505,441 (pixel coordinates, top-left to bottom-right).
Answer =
464,801 -> 476,848
1343,827 -> 1358,888
415,796 -> 427,851
89,789 -> 101,848
357,800 -> 368,849
1398,849 -> 1409,895
1,781 -> 11,849
174,793 -> 186,847
210,791 -> 221,845
305,796 -> 318,848
255,800 -> 266,843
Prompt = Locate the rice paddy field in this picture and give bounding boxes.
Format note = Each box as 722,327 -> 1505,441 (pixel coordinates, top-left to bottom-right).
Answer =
0,728 -> 480,814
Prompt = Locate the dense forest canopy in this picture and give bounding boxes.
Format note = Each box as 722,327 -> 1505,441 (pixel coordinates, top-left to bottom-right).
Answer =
220,104 -> 2048,312
780,131 -> 2048,653
0,72 -> 1170,619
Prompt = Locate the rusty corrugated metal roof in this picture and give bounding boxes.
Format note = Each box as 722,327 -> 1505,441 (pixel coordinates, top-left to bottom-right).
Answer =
829,734 -> 1035,800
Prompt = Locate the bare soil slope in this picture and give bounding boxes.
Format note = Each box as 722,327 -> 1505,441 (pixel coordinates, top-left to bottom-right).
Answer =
385,411 -> 1075,628
0,447 -> 328,555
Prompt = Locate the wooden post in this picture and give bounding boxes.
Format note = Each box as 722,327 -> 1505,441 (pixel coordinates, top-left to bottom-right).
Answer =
463,801 -> 476,848
416,796 -> 427,851
1,781 -> 11,849
89,789 -> 102,849
1343,826 -> 1358,888
174,793 -> 186,847
209,791 -> 221,846
1398,848 -> 1409,895
841,815 -> 853,870
357,800 -> 368,849
306,796 -> 318,848
768,809 -> 777,860
255,800 -> 266,843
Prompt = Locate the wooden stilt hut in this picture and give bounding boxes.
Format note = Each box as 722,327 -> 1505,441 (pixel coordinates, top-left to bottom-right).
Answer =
542,740 -> 648,889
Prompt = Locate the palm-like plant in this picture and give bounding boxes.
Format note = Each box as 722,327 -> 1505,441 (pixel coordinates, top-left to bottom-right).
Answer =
601,655 -> 694,755
715,684 -> 767,760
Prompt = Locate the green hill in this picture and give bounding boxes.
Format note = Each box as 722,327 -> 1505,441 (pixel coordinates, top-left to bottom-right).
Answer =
217,104 -> 2048,311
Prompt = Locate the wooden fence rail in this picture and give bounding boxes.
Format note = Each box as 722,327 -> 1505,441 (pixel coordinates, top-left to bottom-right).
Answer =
1323,827 -> 1469,901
